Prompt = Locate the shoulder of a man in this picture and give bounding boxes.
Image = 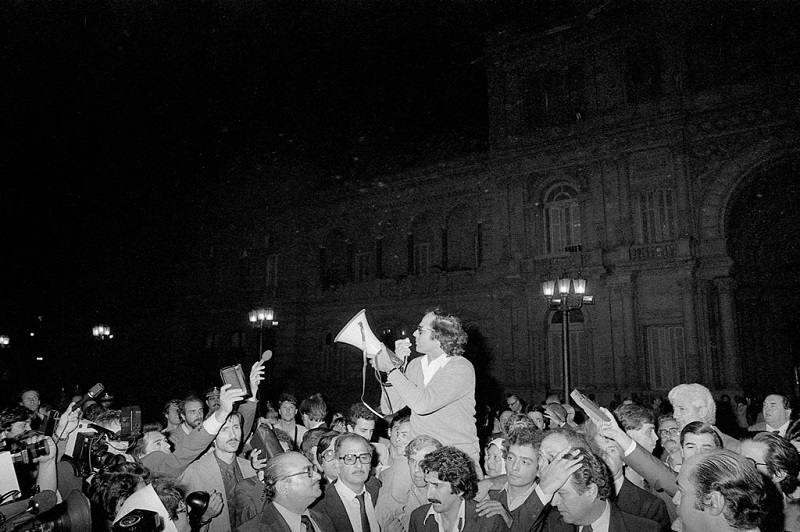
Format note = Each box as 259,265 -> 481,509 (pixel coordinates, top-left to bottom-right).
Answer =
612,502 -> 661,532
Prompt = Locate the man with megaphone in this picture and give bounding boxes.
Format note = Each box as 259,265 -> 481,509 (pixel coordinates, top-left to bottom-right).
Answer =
370,308 -> 481,473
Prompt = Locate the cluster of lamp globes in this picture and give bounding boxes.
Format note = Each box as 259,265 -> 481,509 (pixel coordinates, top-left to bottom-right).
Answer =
541,277 -> 594,305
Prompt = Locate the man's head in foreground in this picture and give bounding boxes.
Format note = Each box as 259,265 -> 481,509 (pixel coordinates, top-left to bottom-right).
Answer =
420,446 -> 478,515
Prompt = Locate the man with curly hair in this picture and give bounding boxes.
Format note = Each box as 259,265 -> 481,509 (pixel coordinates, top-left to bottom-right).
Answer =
375,308 -> 480,467
408,446 -> 504,532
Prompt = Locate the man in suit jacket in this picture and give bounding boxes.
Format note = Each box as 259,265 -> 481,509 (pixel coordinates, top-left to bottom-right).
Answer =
235,451 -> 335,532
532,446 -> 660,532
178,412 -> 258,532
748,394 -> 793,436
409,446 -> 505,532
593,433 -> 671,532
314,433 -> 381,532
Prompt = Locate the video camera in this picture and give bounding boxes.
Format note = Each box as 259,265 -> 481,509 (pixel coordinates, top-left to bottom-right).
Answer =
0,438 -> 49,465
0,489 -> 90,532
112,509 -> 161,532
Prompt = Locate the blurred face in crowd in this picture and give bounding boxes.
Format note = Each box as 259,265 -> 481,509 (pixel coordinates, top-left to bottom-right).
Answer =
349,418 -> 375,442
144,431 -> 172,455
507,395 -> 522,413
425,471 -> 462,515
527,410 -> 545,430
739,440 -> 770,477
183,400 -> 205,429
337,437 -> 372,492
763,395 -> 791,428
658,419 -> 681,455
8,420 -> 31,438
21,391 -> 40,413
319,437 -> 339,480
506,444 -> 539,488
390,421 -> 412,455
206,394 -> 220,412
166,404 -> 183,426
215,417 -> 242,454
627,422 -> 658,453
279,401 -> 297,423
681,432 -> 719,461
498,411 -> 513,435
594,435 -> 624,477
484,443 -> 505,478
409,445 -> 438,489
671,395 -> 705,429
539,433 -> 571,464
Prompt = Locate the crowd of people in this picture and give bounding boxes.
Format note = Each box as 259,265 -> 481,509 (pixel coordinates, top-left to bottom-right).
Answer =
1,306 -> 798,532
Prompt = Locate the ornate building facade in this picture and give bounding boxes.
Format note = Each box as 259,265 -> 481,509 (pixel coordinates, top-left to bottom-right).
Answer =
193,1 -> 800,407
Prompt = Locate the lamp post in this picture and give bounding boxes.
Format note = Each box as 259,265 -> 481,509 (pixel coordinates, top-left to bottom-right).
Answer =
92,325 -> 112,382
249,308 -> 278,358
542,277 -> 594,402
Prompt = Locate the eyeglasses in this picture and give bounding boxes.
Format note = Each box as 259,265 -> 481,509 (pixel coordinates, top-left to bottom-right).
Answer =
339,453 -> 372,465
508,399 -> 520,407
416,325 -> 432,333
658,428 -> 680,437
276,465 -> 316,482
746,457 -> 768,469
321,449 -> 336,462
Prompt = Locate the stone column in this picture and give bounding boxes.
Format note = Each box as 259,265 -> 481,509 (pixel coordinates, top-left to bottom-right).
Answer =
713,277 -> 742,389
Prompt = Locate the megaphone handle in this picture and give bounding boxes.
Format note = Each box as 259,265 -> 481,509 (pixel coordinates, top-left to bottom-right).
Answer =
357,320 -> 392,418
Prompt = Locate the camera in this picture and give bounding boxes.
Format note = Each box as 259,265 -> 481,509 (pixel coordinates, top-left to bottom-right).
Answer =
112,509 -> 163,532
0,438 -> 49,465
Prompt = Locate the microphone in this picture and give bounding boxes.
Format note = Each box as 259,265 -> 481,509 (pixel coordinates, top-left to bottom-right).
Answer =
73,383 -> 104,411
0,490 -> 57,528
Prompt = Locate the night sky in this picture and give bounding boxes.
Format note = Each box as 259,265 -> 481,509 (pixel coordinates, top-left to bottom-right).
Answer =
1,0 -> 576,337
0,0 -> 584,397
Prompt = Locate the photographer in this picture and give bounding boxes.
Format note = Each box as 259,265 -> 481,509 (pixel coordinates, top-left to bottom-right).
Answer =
0,405 -> 58,497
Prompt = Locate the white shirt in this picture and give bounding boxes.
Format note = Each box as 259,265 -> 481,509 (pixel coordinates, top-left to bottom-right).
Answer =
767,420 -> 791,437
580,501 -> 610,532
421,354 -> 450,385
424,499 -> 466,532
503,482 -> 536,511
274,502 -> 323,532
334,481 -> 379,532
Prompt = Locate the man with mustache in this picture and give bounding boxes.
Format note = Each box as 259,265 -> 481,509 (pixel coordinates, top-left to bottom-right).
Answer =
178,412 -> 258,532
408,446 -> 505,532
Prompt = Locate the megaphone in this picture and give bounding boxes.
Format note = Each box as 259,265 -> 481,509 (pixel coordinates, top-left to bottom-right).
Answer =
334,309 -> 383,357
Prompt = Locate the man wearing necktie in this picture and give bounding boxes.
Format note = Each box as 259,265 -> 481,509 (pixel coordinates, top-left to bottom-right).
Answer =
235,451 -> 336,532
532,432 -> 660,532
314,433 -> 382,532
748,394 -> 793,437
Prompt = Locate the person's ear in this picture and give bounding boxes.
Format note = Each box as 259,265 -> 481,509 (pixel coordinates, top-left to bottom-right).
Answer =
587,483 -> 598,499
706,491 -> 725,516
773,470 -> 788,484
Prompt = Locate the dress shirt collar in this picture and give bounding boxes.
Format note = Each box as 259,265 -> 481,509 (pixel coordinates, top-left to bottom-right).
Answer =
502,482 -> 537,511
424,499 -> 466,532
581,501 -> 610,532
421,354 -> 450,385
767,419 -> 791,436
335,479 -> 365,501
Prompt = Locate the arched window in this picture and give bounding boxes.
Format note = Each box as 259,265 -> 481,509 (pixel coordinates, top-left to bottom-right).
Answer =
543,183 -> 581,255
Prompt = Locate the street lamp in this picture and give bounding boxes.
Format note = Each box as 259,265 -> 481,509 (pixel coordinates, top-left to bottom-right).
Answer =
92,325 -> 112,340
542,277 -> 594,402
249,308 -> 278,358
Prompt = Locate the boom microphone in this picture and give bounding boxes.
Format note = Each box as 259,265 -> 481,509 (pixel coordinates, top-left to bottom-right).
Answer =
73,383 -> 104,411
0,490 -> 57,529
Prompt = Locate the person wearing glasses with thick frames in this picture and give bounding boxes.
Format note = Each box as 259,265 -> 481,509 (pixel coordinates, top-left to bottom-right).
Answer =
236,451 -> 336,532
314,433 -> 383,532
374,308 -> 480,471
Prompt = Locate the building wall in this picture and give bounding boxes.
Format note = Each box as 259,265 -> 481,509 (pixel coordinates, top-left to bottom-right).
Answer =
197,1 -> 800,408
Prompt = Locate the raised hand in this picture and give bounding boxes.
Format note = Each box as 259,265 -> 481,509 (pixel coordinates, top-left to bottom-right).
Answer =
215,384 -> 247,423
537,446 -> 582,502
249,360 -> 266,398
475,499 -> 513,527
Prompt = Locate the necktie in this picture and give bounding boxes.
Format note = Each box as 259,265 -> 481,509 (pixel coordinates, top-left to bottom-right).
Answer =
302,515 -> 316,532
356,493 -> 371,532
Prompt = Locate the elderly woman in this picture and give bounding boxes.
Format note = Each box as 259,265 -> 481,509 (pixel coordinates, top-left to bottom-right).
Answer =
483,437 -> 506,478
